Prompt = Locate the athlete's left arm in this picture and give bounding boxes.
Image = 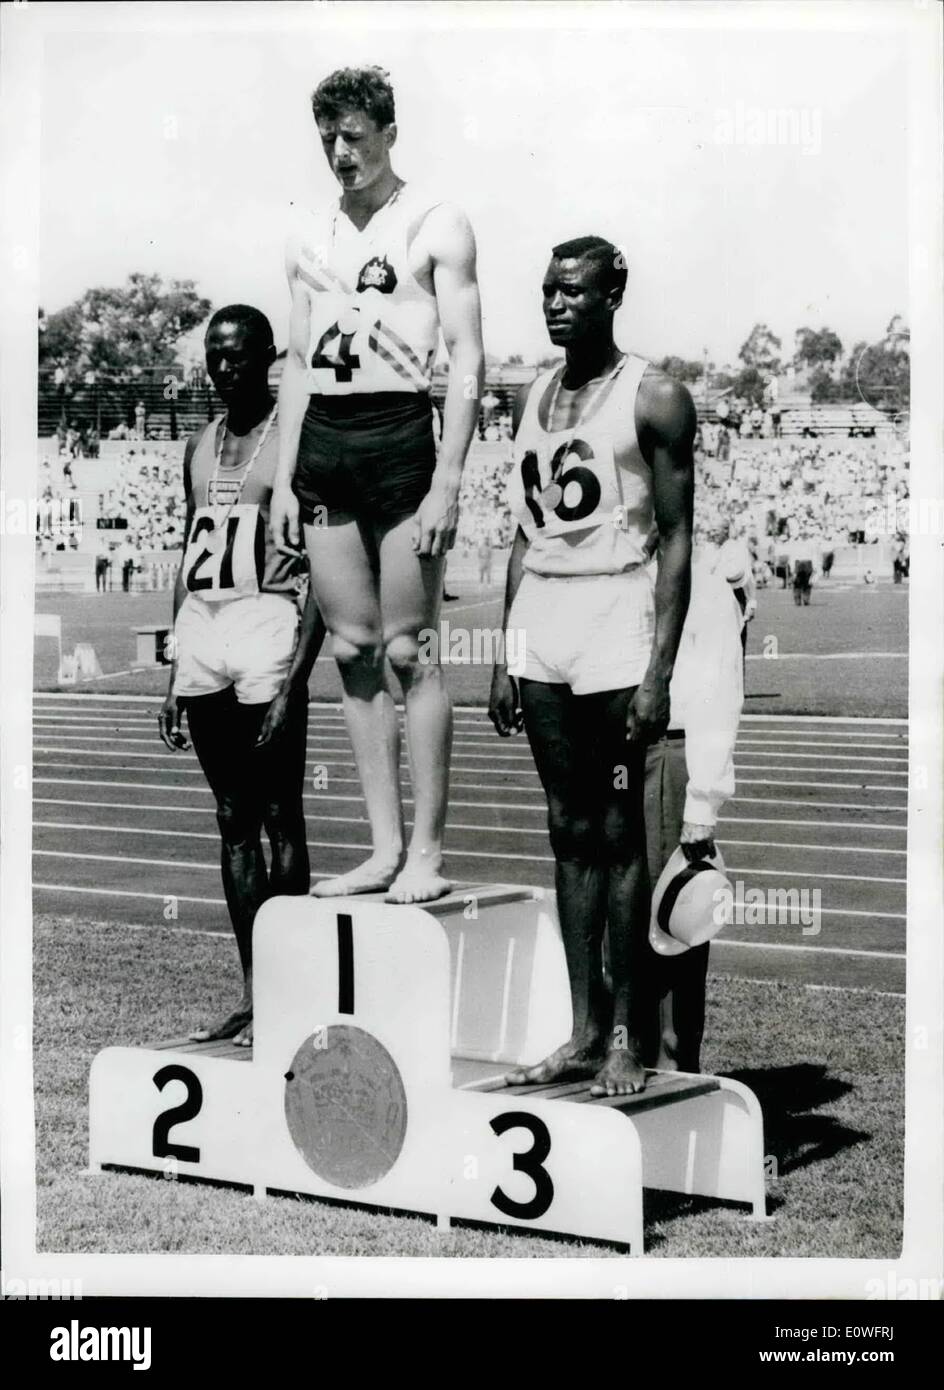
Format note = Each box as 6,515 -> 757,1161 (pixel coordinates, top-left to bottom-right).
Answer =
626,373 -> 695,744
413,203 -> 485,557
255,578 -> 327,748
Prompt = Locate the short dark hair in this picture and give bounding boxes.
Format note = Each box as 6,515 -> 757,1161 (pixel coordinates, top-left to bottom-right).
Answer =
311,66 -> 396,128
205,304 -> 274,349
551,235 -> 627,299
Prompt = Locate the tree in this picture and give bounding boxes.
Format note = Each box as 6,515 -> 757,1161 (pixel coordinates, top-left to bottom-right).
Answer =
738,322 -> 782,375
809,365 -> 843,404
841,334 -> 910,413
38,273 -> 211,379
794,326 -> 843,370
732,365 -> 766,406
656,355 -> 704,385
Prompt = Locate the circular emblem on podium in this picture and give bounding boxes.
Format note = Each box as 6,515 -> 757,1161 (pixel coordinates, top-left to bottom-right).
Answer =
283,1025 -> 408,1189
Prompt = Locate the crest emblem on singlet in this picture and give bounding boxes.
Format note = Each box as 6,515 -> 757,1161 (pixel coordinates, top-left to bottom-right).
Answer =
356,255 -> 398,294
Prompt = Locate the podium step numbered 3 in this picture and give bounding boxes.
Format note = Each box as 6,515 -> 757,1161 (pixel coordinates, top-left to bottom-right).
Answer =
89,884 -> 767,1252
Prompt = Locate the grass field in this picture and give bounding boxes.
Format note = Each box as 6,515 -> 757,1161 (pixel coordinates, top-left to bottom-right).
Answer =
34,578 -> 909,718
34,915 -> 903,1259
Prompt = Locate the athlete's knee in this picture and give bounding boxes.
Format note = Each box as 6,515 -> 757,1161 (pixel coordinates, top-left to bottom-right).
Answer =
600,799 -> 645,864
384,629 -> 439,684
547,804 -> 598,862
331,628 -> 384,672
262,798 -> 306,847
215,795 -> 261,847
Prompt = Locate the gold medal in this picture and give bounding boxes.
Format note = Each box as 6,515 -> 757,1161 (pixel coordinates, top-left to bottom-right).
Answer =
541,482 -> 563,510
206,527 -> 227,555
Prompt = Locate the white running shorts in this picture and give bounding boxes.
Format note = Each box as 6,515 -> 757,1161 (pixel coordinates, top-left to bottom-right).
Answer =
506,567 -> 654,695
173,592 -> 299,704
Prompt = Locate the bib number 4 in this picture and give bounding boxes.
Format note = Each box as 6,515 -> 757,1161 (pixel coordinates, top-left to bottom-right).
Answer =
311,323 -> 362,383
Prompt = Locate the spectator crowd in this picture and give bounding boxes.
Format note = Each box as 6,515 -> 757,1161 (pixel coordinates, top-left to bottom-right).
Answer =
98,448 -> 185,553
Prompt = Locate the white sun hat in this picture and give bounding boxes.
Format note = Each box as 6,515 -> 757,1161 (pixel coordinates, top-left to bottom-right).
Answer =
649,844 -> 732,957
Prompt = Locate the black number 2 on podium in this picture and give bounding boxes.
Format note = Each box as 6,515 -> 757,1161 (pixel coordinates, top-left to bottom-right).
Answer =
152,1064 -> 203,1163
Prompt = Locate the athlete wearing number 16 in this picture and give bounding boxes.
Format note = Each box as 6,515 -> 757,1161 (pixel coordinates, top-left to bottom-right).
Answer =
270,66 -> 484,905
489,237 -> 694,1097
159,307 -> 327,1046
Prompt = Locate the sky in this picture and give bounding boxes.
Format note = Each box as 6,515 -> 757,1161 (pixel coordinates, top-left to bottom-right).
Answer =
38,2 -> 910,368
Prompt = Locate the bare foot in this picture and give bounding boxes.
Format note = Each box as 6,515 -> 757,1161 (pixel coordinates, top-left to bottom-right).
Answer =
385,852 -> 452,905
233,1020 -> 253,1048
310,853 -> 402,898
189,1003 -> 252,1043
590,1044 -> 647,1097
505,1035 -> 605,1087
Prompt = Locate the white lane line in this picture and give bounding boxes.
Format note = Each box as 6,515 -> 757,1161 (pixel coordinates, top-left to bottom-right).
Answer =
32,881 -> 907,957
711,940 -> 904,960
34,743 -> 910,781
31,726 -> 913,766
32,851 -> 333,880
744,652 -> 906,660
30,791 -> 909,837
734,767 -> 907,779
31,827 -> 907,887
719,817 -> 906,834
721,866 -> 904,885
734,778 -> 906,793
34,883 -> 228,910
31,714 -> 910,751
32,758 -> 911,796
730,796 -> 906,813
32,696 -> 910,726
33,706 -> 909,737
732,752 -> 907,766
741,714 -> 907,727
29,806 -> 908,860
31,775 -> 908,819
713,836 -> 906,855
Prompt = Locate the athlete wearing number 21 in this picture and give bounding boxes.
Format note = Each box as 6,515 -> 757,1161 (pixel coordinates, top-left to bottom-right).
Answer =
489,238 -> 694,1097
159,307 -> 327,1046
270,66 -> 484,905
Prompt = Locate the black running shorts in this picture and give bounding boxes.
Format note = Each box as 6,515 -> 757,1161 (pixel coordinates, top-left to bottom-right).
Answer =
293,393 -> 436,527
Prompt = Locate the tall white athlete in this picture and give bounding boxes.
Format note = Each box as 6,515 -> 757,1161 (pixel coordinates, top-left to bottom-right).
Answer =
270,66 -> 484,905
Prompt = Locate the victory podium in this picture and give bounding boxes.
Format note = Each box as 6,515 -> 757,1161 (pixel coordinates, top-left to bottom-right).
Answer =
89,885 -> 767,1251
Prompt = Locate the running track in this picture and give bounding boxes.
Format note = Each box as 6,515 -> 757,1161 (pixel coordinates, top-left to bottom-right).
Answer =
32,694 -> 907,996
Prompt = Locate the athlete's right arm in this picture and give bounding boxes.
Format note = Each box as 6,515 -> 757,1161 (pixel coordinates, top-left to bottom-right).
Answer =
159,433 -> 198,750
270,239 -> 310,552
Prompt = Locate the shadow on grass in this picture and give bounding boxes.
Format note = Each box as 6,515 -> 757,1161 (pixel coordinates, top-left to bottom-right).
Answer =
724,1062 -> 868,1178
643,1063 -> 870,1249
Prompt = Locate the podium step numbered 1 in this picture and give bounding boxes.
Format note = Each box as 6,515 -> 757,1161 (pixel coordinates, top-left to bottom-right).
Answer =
89,885 -> 767,1252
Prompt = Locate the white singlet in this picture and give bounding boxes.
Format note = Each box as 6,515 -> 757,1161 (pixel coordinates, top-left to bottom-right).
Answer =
506,353 -> 654,577
293,184 -> 443,396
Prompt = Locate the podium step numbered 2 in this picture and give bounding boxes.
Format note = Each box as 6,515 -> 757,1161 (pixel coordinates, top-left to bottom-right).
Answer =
89,884 -> 767,1252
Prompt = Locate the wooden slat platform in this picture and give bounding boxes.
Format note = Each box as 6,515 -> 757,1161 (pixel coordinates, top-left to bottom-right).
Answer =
150,1041 -> 721,1116
346,881 -> 541,916
152,1036 -> 253,1061
498,1069 -> 720,1115
451,1057 -> 720,1112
